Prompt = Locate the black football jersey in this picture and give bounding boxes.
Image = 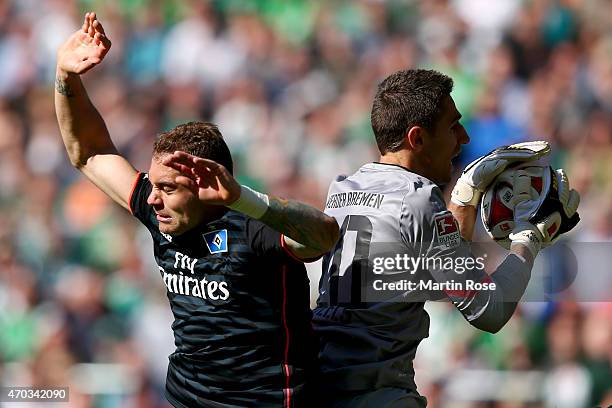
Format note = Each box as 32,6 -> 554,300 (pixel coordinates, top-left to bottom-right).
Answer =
129,172 -> 316,407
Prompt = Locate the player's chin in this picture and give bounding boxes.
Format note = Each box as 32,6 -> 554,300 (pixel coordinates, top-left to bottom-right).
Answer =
158,220 -> 178,234
161,220 -> 194,236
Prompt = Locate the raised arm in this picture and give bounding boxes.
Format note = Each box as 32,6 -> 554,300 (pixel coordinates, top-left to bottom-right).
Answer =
163,151 -> 339,259
55,12 -> 137,210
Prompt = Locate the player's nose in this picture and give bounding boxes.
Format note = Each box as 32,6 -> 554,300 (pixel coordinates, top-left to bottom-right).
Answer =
147,190 -> 162,206
458,123 -> 470,145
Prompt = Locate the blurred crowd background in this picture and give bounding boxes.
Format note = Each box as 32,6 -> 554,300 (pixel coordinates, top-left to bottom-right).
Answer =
0,0 -> 611,407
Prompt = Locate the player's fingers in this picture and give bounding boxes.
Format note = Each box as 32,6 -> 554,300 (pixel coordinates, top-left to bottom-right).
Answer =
164,157 -> 215,184
92,18 -> 106,35
82,12 -> 90,32
193,166 -> 216,182
163,152 -> 195,169
100,34 -> 111,50
172,151 -> 212,169
175,175 -> 199,194
192,157 -> 226,174
170,152 -> 221,174
94,32 -> 111,49
163,159 -> 193,175
170,150 -> 196,162
168,152 -> 228,179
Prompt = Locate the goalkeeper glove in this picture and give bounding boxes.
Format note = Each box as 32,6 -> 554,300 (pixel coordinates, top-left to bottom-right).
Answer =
451,141 -> 551,207
509,168 -> 580,258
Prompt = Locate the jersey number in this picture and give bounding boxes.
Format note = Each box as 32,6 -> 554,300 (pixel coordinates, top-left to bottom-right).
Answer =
321,215 -> 372,306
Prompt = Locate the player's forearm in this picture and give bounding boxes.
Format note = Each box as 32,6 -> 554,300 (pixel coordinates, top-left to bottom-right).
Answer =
448,202 -> 476,241
430,242 -> 533,333
467,254 -> 533,333
55,68 -> 118,168
260,197 -> 339,257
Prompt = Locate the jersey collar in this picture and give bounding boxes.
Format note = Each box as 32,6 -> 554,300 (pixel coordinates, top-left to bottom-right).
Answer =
363,162 -> 439,186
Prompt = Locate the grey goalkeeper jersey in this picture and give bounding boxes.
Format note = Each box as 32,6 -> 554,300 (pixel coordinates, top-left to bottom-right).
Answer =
313,162 -> 530,394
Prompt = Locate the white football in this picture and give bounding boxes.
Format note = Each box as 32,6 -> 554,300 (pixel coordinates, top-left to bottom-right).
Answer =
481,166 -> 551,248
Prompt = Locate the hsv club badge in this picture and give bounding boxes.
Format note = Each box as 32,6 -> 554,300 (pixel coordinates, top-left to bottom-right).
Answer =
204,229 -> 228,254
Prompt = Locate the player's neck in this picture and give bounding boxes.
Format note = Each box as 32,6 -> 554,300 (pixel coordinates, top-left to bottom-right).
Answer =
201,205 -> 230,224
379,152 -> 431,180
379,150 -> 406,167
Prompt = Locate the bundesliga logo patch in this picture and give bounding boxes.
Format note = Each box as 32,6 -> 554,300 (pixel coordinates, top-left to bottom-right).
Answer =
434,212 -> 461,249
204,229 -> 228,254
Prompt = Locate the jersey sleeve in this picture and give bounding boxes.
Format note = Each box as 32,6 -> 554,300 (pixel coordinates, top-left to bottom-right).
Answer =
400,185 -> 498,320
128,172 -> 154,224
399,184 -> 533,333
246,218 -> 304,263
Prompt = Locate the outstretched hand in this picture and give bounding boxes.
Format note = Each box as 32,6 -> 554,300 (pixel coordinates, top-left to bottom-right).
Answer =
57,12 -> 111,75
162,151 -> 242,206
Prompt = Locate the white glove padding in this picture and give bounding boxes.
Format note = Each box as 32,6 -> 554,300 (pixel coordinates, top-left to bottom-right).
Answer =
510,170 -> 545,258
509,167 -> 580,258
451,141 -> 551,207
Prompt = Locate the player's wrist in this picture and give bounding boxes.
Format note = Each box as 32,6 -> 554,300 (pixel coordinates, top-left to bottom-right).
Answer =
55,67 -> 82,88
55,68 -> 71,82
227,185 -> 270,219
509,222 -> 541,259
451,178 -> 480,207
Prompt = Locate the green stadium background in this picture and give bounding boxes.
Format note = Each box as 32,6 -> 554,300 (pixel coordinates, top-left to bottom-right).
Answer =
0,0 -> 610,407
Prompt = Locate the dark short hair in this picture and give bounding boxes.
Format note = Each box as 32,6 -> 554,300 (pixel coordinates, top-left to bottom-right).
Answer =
153,121 -> 233,174
371,69 -> 454,154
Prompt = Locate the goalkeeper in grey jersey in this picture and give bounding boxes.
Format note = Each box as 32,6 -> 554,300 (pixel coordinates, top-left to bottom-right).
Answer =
313,69 -> 580,407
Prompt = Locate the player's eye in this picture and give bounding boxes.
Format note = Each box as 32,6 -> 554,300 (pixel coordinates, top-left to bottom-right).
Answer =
154,184 -> 175,193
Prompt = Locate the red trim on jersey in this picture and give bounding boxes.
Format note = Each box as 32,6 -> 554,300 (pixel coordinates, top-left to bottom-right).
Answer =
280,235 -> 322,263
281,265 -> 292,408
128,172 -> 142,215
283,363 -> 292,407
280,235 -> 303,262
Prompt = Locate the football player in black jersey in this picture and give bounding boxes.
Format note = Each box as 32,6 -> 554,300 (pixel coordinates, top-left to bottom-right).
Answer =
55,12 -> 339,408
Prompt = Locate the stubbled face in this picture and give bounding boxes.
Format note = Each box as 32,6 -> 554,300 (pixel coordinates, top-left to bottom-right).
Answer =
146,155 -> 205,236
422,95 -> 470,184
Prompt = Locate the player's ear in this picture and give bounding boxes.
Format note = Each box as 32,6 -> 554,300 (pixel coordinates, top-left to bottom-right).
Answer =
406,126 -> 425,152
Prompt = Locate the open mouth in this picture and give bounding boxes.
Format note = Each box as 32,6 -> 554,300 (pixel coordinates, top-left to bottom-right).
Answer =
156,213 -> 172,223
